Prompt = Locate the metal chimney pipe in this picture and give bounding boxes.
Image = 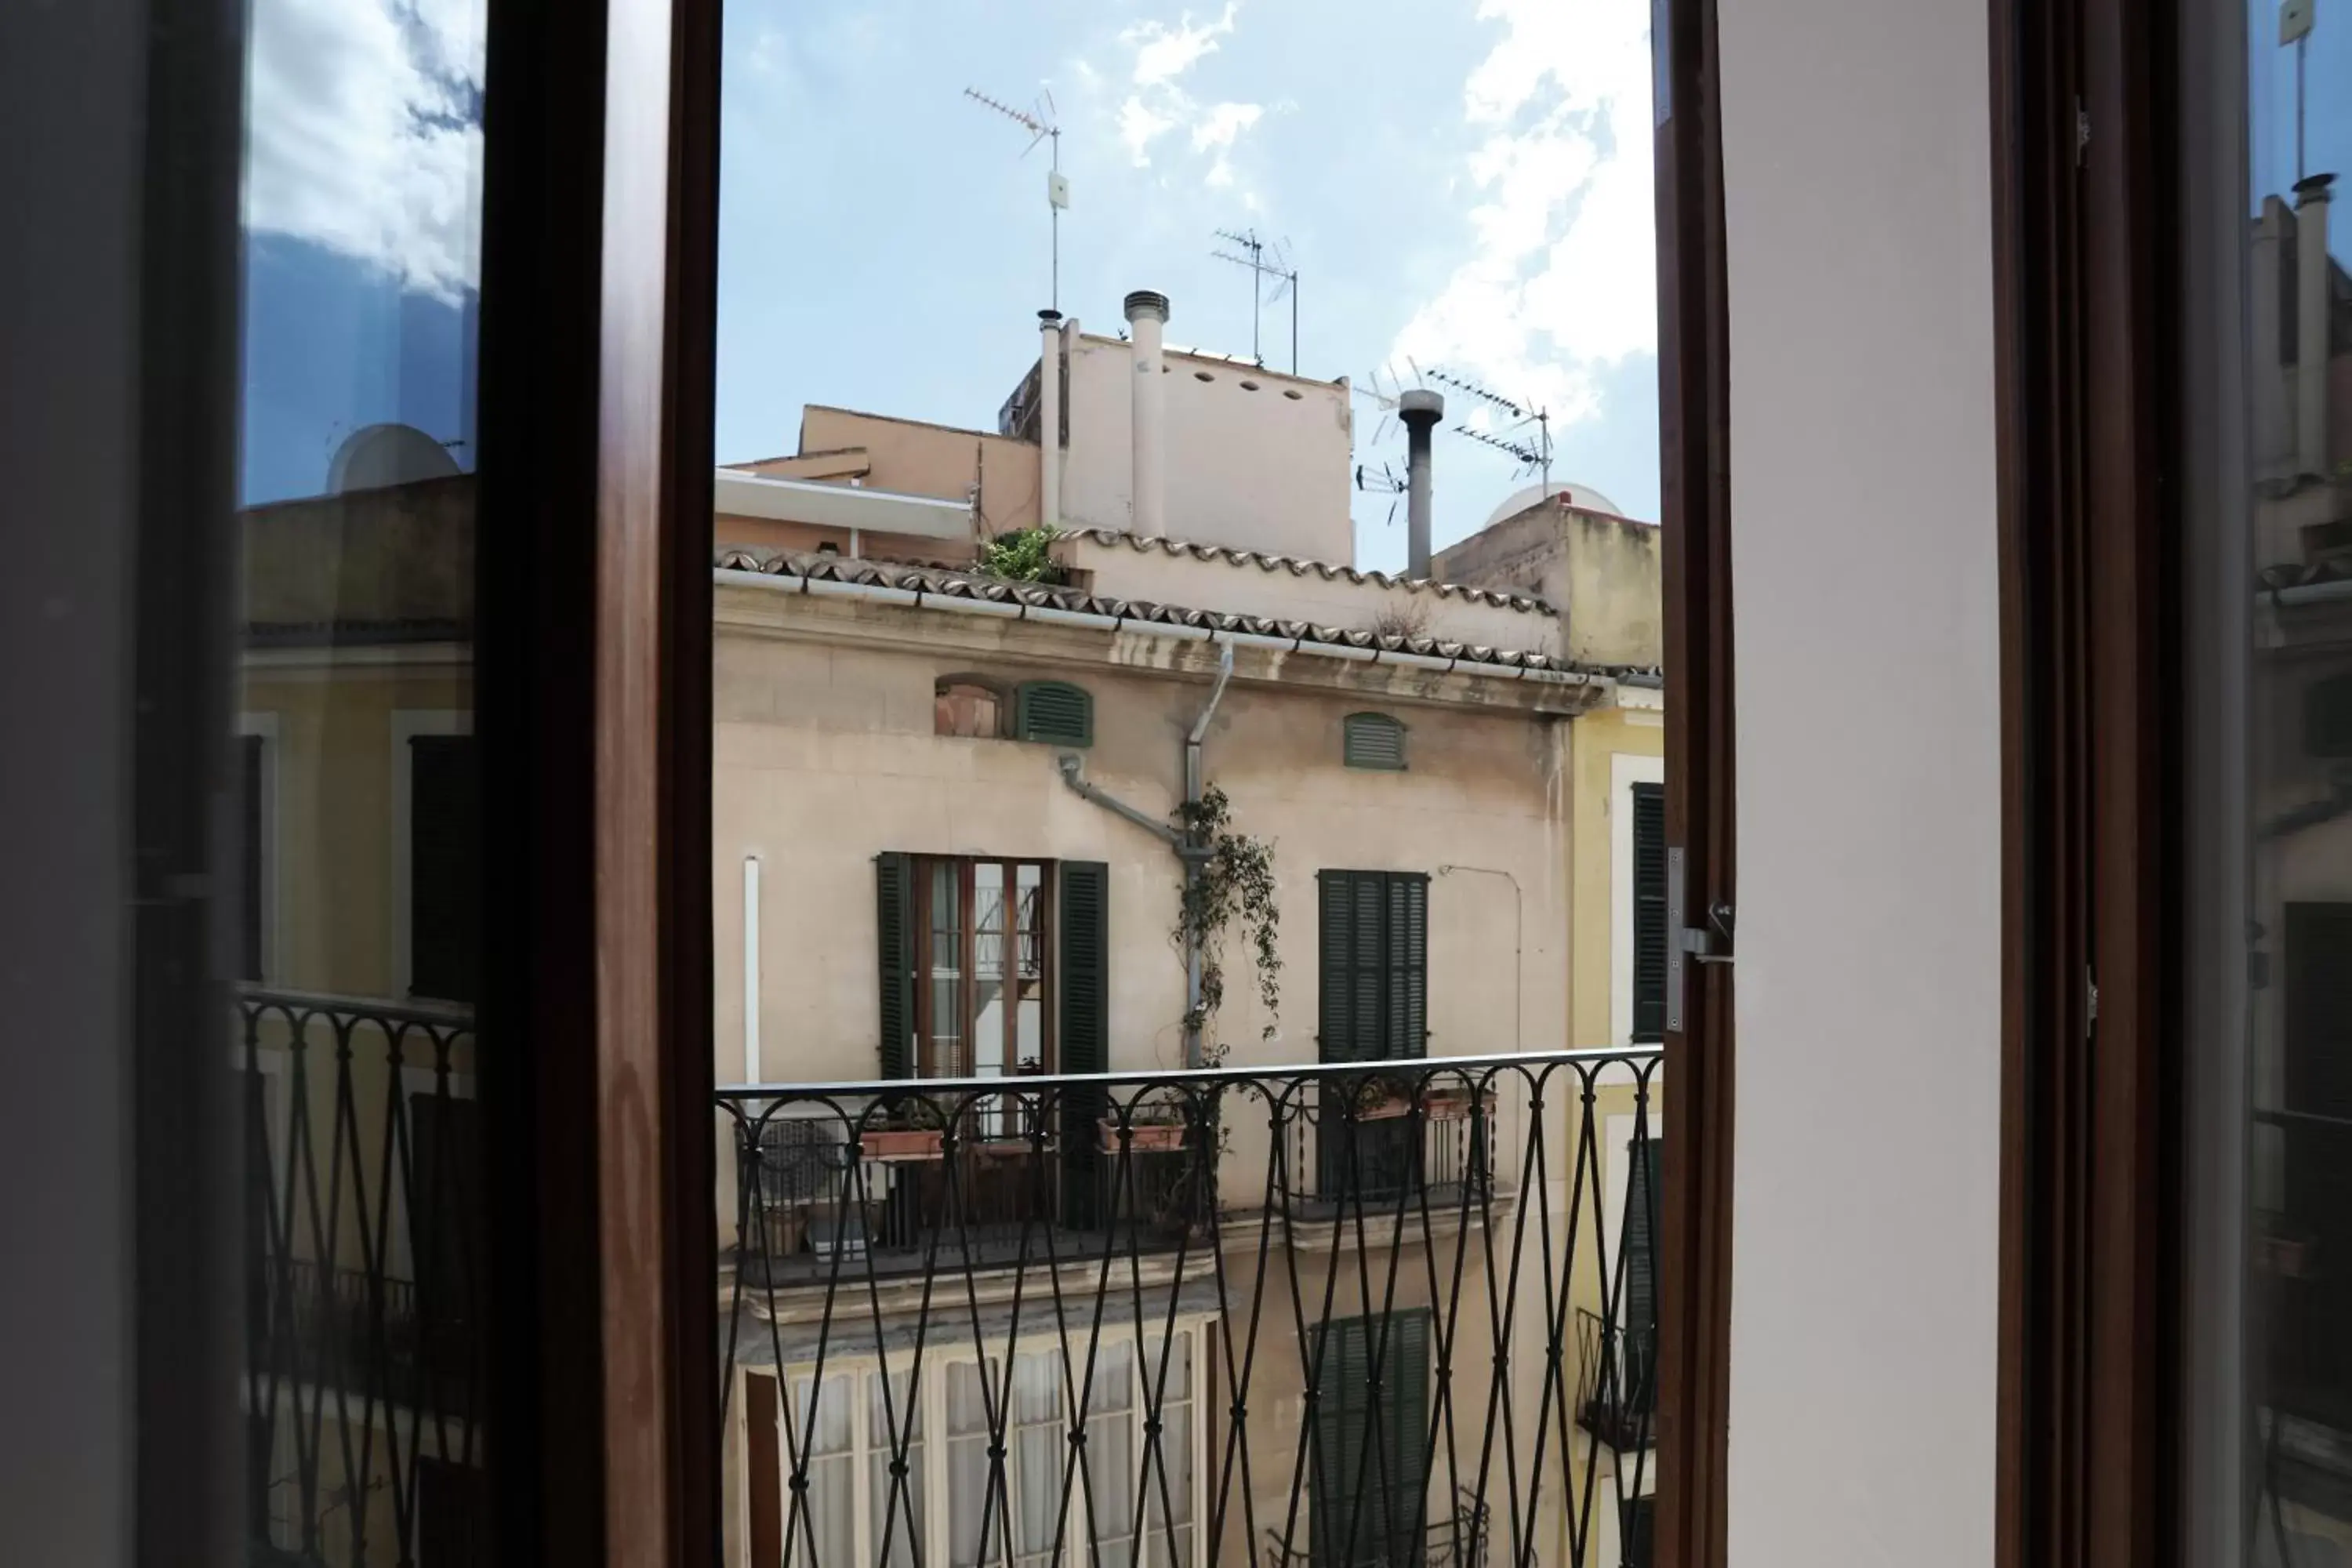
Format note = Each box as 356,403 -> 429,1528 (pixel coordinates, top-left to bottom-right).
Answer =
1037,309 -> 1062,531
1124,290 -> 1170,536
2296,174 -> 2335,480
1400,388 -> 1445,575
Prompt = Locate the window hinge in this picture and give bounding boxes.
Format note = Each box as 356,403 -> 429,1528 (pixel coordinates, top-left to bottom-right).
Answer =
2076,100 -> 2091,166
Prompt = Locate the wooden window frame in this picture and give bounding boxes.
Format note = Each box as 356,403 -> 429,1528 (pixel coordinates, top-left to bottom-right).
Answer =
1989,0 -> 2183,1563
1652,1 -> 1737,1564
909,855 -> 1058,1080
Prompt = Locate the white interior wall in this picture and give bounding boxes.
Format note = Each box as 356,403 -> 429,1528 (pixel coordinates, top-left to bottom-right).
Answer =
1719,0 -> 2003,1562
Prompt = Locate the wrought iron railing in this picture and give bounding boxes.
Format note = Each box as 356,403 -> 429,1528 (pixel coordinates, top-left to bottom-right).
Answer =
237,985 -> 482,1568
720,1047 -> 1663,1568
1574,1308 -> 1657,1452
1262,1490 -> 1488,1567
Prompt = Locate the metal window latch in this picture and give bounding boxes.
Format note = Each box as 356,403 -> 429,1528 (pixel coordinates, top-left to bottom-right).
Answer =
1665,848 -> 1735,1034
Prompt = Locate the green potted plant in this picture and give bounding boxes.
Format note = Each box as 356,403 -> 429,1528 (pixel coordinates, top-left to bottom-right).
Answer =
1354,1072 -> 1416,1121
860,1097 -> 947,1161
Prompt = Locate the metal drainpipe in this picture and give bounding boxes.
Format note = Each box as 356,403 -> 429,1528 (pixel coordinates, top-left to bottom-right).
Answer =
1181,642 -> 1236,1066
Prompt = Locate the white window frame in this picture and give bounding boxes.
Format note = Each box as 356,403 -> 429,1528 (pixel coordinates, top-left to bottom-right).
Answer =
238,711 -> 282,983
390,709 -> 471,1001
748,1319 -> 1213,1568
1609,752 -> 1668,1050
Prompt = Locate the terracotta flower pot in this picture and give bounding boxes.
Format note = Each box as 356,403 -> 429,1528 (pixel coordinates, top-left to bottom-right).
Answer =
1100,1118 -> 1188,1152
1357,1096 -> 1414,1121
861,1127 -> 946,1160
1422,1093 -> 1494,1122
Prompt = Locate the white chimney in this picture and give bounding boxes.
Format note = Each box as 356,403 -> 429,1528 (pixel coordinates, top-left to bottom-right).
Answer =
1399,389 -> 1445,576
1037,309 -> 1062,531
1124,289 -> 1170,537
2253,196 -> 2292,485
2296,174 -> 2335,481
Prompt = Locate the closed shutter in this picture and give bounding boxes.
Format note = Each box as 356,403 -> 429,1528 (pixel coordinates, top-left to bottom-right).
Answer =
1312,1310 -> 1431,1566
2284,903 -> 2352,1372
1316,870 -> 1428,1062
1058,862 -> 1109,1229
1621,1136 -> 1662,1416
408,735 -> 479,1004
1342,713 -> 1407,771
1013,681 -> 1093,746
239,734 -> 265,982
876,852 -> 915,1079
1632,782 -> 1667,1041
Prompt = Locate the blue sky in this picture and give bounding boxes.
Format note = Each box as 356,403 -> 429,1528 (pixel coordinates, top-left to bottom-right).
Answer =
231,0 -> 2352,548
717,0 -> 1662,568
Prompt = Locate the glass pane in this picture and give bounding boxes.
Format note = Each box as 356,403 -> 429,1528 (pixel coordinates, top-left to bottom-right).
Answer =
710,0 -> 1667,1560
236,0 -> 488,1562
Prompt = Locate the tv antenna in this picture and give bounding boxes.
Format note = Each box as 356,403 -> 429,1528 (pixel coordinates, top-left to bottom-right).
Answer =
1352,358 -> 1427,448
1354,459 -> 1409,530
1429,367 -> 1552,496
965,85 -> 1069,313
1210,227 -> 1299,372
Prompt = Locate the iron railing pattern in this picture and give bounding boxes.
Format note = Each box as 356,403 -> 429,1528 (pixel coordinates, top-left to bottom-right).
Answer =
238,986 -> 483,1568
720,1049 -> 1662,1568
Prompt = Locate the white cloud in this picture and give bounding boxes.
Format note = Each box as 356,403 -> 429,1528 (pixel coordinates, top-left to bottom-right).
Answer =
1128,3 -> 1237,88
1389,0 -> 1654,434
241,0 -> 485,304
1112,2 -> 1265,190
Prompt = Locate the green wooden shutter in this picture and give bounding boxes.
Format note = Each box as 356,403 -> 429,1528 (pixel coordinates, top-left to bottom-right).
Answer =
1387,874 -> 1428,1059
1621,1136 -> 1662,1417
408,735 -> 480,1004
1317,872 -> 1362,1062
1342,713 -> 1407,771
875,852 -> 915,1079
1312,1310 -> 1431,1566
1632,782 -> 1667,1041
1058,862 -> 1109,1229
1013,681 -> 1093,746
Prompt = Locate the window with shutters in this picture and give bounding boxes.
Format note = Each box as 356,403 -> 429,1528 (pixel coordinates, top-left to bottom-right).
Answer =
1316,871 -> 1429,1198
1310,1310 -> 1432,1567
1618,1136 -> 1662,1424
405,731 -> 481,1004
1631,782 -> 1667,1043
1341,712 -> 1407,771
1011,680 -> 1093,746
880,856 -> 1057,1080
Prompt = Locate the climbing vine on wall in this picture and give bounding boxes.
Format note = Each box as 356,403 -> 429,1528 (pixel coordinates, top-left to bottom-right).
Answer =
1170,784 -> 1280,1061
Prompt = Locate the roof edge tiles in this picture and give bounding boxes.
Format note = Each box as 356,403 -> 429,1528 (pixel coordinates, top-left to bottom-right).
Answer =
1068,528 -> 1557,616
710,549 -> 1646,677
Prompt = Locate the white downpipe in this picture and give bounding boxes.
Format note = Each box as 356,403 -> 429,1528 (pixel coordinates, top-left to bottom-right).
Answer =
742,856 -> 761,1083
2296,176 -> 2335,480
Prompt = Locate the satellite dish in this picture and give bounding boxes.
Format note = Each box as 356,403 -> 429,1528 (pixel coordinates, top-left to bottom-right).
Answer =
326,423 -> 463,495
1481,480 -> 1630,530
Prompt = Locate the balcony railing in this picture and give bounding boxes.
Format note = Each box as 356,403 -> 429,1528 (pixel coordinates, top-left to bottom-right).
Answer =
1574,1308 -> 1657,1453
719,1048 -> 1663,1568
237,985 -> 483,1568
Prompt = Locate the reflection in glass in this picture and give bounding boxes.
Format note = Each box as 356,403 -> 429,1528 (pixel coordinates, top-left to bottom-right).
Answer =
2240,4 -> 2352,1560
234,0 -> 488,1563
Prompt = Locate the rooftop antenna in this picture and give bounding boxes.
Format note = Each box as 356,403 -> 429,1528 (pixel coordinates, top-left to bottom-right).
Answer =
1352,358 -> 1426,448
1430,366 -> 1552,497
965,85 -> 1068,313
1210,227 -> 1300,372
1354,459 -> 1409,530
